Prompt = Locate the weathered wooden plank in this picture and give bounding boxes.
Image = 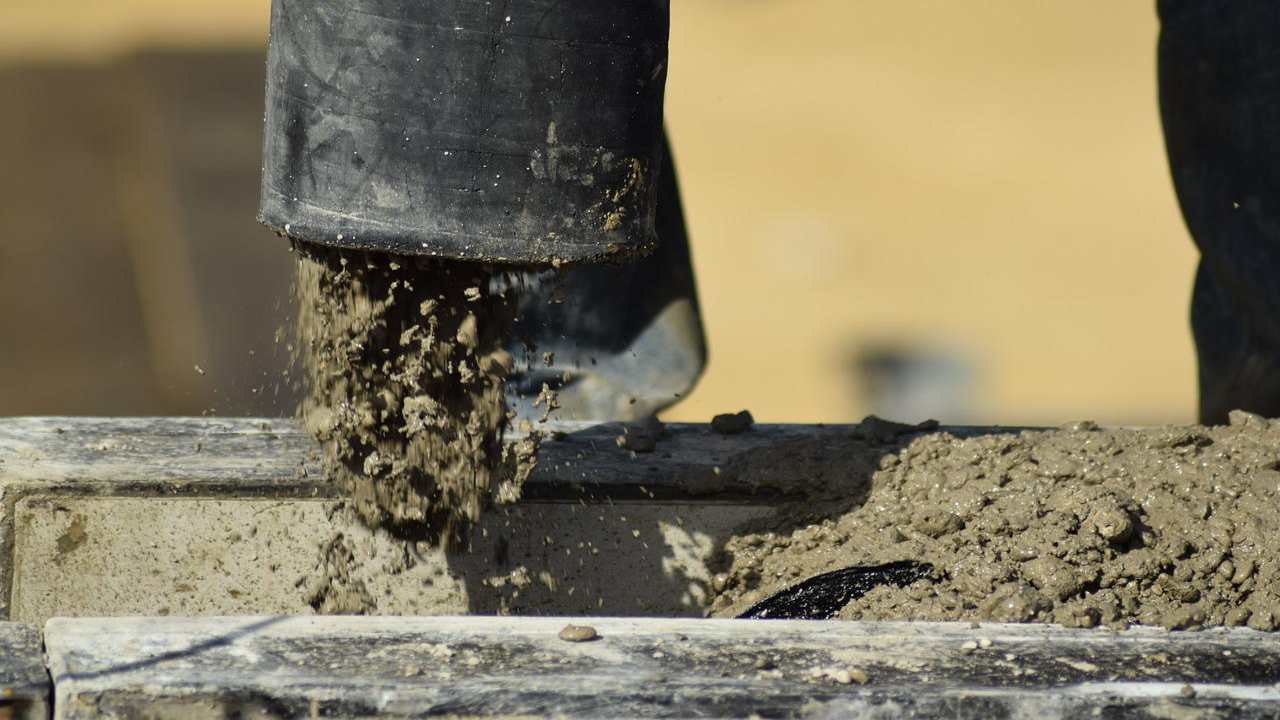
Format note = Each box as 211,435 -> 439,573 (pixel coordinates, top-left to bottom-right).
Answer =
0,622 -> 49,720
522,420 -> 878,501
0,416 -> 326,497
43,616 -> 1280,719
0,416 -> 1008,501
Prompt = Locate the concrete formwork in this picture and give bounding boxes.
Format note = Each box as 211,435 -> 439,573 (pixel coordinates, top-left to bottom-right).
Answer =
0,416 -> 872,624
7,416 -> 1280,717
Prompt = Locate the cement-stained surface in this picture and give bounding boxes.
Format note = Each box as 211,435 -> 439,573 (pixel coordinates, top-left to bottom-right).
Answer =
11,496 -> 767,625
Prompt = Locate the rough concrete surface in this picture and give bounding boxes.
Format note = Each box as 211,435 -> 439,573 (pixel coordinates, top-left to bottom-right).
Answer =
0,622 -> 49,720
11,496 -> 765,625
43,615 -> 1280,719
0,416 -> 327,623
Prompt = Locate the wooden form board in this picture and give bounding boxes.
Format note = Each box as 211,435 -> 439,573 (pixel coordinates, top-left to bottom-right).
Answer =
0,415 -> 938,501
43,615 -> 1280,719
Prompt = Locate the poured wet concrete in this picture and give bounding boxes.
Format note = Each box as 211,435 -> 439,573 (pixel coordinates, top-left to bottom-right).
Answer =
710,412 -> 1280,631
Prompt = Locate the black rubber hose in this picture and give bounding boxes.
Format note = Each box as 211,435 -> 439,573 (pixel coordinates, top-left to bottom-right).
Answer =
738,562 -> 936,621
259,0 -> 670,265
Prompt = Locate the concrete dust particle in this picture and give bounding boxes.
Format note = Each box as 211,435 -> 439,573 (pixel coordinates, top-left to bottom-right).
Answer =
532,382 -> 560,423
484,566 -> 532,590
710,418 -> 1280,631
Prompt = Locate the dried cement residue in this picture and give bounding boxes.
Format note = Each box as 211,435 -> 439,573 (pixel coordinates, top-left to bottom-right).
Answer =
710,412 -> 1280,630
294,243 -> 538,548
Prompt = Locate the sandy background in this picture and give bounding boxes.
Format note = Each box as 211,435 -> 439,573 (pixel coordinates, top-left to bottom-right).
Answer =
0,1 -> 1197,426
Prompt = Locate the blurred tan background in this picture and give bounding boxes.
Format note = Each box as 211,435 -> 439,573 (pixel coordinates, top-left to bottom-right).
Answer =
0,1 -> 1197,425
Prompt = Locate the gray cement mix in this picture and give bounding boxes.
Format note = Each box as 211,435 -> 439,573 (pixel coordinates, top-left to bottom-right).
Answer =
709,412 -> 1280,631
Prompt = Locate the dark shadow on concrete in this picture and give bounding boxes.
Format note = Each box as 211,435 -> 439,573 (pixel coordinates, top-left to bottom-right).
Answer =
55,616 -> 287,682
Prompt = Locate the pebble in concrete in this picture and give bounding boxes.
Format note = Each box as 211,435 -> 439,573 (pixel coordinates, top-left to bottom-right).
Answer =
557,624 -> 599,642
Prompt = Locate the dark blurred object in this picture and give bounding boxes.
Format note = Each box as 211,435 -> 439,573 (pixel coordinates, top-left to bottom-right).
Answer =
0,49 -> 296,416
853,343 -> 975,425
507,135 -> 706,422
1160,1 -> 1280,424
